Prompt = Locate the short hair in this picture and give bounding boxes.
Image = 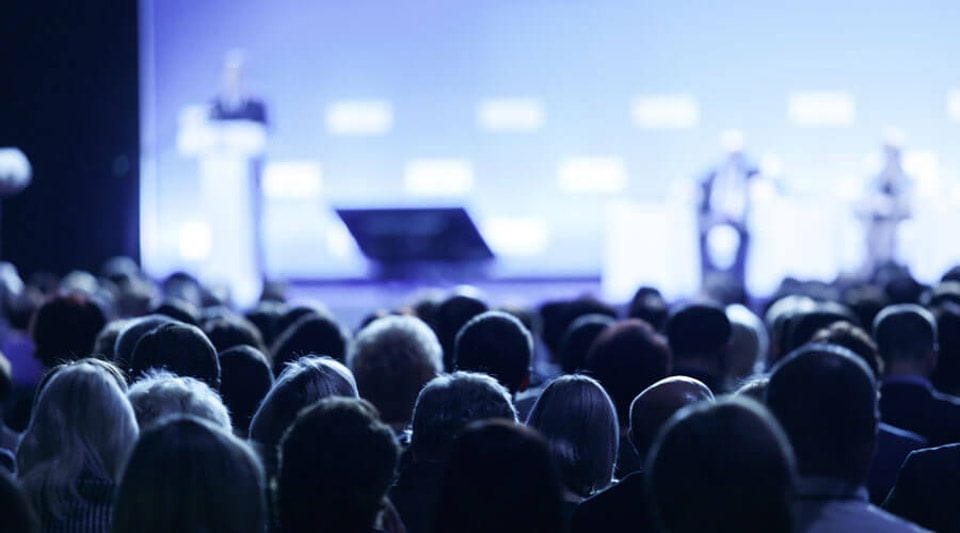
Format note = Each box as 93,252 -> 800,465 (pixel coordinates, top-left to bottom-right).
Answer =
112,315 -> 174,371
810,321 -> 882,378
766,344 -> 878,482
539,297 -> 618,362
218,345 -> 274,437
628,376 -> 715,460
434,293 -> 489,372
129,322 -> 221,389
248,356 -> 358,476
350,315 -> 442,426
410,372 -> 517,462
647,397 -> 795,533
277,397 -> 399,533
783,304 -> 855,354
665,302 -> 731,358
432,420 -> 565,533
271,313 -> 348,375
0,470 -> 39,533
92,319 -> 131,360
30,294 -> 107,367
583,319 -> 672,426
113,416 -> 266,533
454,311 -> 533,395
526,375 -> 619,497
627,286 -> 669,331
873,304 -> 938,364
203,314 -> 267,355
127,370 -> 231,431
150,297 -> 199,325
932,302 -> 960,395
558,313 -> 614,375
17,361 -> 138,521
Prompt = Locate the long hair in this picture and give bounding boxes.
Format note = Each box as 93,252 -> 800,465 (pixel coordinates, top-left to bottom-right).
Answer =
16,359 -> 138,520
526,374 -> 619,498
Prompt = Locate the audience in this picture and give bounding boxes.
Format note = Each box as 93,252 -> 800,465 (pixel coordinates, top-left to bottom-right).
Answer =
16,359 -> 138,531
647,397 -> 796,533
432,420 -> 566,533
572,376 -> 714,533
277,397 -> 400,533
766,344 -> 926,531
350,315 -> 442,435
113,415 -> 266,533
391,371 -> 517,533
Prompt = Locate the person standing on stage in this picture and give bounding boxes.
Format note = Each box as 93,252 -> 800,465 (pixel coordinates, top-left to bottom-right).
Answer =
697,130 -> 759,299
859,130 -> 912,279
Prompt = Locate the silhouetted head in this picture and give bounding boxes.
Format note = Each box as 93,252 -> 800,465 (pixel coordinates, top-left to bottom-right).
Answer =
271,313 -> 348,375
30,294 -> 107,367
129,322 -> 220,390
557,313 -> 614,374
629,376 -> 715,460
872,303 -> 938,377
434,293 -> 488,372
454,310 -> 533,395
218,345 -> 274,437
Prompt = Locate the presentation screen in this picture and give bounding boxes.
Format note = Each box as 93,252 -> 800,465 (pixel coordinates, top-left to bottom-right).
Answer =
139,0 -> 960,295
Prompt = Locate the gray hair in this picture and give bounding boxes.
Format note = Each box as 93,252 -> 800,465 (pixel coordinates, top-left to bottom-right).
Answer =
17,360 -> 138,520
128,370 -> 232,431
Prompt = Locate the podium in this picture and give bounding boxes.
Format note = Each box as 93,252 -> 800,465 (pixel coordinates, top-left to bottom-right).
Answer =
177,106 -> 265,306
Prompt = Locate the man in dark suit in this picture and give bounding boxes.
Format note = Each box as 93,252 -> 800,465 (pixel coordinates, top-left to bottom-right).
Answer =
884,443 -> 960,532
571,376 -> 713,533
874,304 -> 960,446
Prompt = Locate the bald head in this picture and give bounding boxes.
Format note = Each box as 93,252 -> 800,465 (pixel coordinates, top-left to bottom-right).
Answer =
629,376 -> 714,459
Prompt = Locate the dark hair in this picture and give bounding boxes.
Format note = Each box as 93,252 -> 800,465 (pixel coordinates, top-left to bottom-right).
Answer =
248,356 -> 357,477
932,302 -> 960,395
454,311 -> 532,395
583,319 -> 672,426
129,322 -> 220,389
271,314 -> 348,375
0,471 -> 39,533
558,314 -> 614,375
810,321 -> 882,379
627,286 -> 668,331
783,303 -> 855,355
539,297 -> 618,362
665,302 -> 731,357
628,376 -> 714,460
218,345 -> 274,437
277,397 -> 399,533
113,416 -> 266,533
766,344 -> 877,482
411,372 -> 517,462
150,298 -> 199,326
434,293 -> 489,372
203,314 -> 267,355
648,397 -> 795,533
432,420 -> 565,533
30,294 -> 107,367
526,375 -> 619,497
92,319 -> 130,361
873,304 -> 937,364
113,315 -> 175,372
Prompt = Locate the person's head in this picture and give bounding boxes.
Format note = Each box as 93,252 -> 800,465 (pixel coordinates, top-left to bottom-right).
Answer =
150,297 -> 200,326
17,360 -> 138,520
810,321 -> 882,379
350,315 -> 442,429
782,303 -> 855,354
766,344 -> 878,483
627,286 -> 669,331
277,397 -> 399,533
526,374 -> 619,498
30,294 -> 107,367
433,420 -> 565,533
203,314 -> 267,355
433,293 -> 489,372
248,356 -> 357,475
92,318 -> 131,360
127,370 -> 231,431
629,376 -> 715,460
647,397 -> 795,533
454,310 -> 533,395
113,415 -> 265,533
271,313 -> 348,375
932,302 -> 960,395
583,319 -> 672,428
725,304 -> 768,386
410,371 -> 517,462
0,471 -> 39,533
734,375 -> 770,402
113,314 -> 174,372
557,313 -> 614,375
129,322 -> 220,389
539,297 -> 618,363
218,345 -> 274,437
665,302 -> 730,374
872,303 -> 938,377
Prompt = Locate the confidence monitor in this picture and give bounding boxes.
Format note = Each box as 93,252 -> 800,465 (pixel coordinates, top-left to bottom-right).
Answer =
335,207 -> 495,274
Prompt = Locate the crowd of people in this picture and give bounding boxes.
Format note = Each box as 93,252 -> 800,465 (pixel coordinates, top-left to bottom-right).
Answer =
2,256 -> 960,532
